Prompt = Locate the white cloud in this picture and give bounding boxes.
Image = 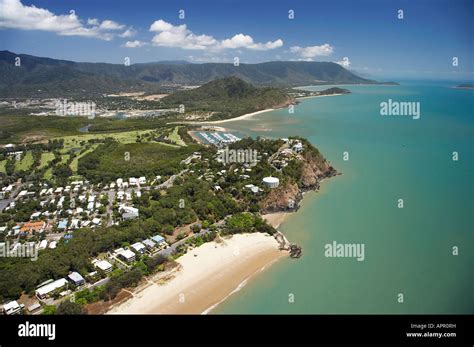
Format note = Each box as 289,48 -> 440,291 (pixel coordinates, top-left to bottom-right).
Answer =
335,57 -> 351,68
149,19 -> 282,51
122,40 -> 146,48
150,20 -> 217,49
87,18 -> 99,26
290,44 -> 334,58
0,0 -> 126,40
119,28 -> 136,38
221,34 -> 283,50
99,20 -> 124,30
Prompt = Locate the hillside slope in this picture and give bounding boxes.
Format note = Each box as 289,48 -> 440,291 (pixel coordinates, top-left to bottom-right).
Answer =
0,51 -> 376,97
162,76 -> 293,120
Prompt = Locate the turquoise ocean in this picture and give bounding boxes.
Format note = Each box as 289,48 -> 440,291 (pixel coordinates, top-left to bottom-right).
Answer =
213,81 -> 474,314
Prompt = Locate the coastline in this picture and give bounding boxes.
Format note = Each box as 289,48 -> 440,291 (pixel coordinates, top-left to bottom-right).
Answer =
262,211 -> 292,229
107,96 -> 337,315
172,90 -> 354,127
295,93 -> 345,100
200,108 -> 275,124
201,93 -> 349,124
107,233 -> 286,314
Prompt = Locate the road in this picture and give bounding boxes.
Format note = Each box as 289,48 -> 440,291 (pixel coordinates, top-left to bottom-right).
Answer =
154,169 -> 188,190
0,183 -> 22,212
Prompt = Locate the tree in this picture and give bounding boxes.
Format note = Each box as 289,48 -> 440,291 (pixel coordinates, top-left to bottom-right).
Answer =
56,300 -> 85,315
42,305 -> 57,315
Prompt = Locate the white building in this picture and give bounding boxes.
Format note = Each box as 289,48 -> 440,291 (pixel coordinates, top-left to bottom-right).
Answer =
292,142 -> 304,152
118,249 -> 136,263
2,300 -> 21,315
262,176 -> 280,188
119,205 -> 139,220
35,278 -> 68,299
94,260 -> 112,273
131,242 -> 146,254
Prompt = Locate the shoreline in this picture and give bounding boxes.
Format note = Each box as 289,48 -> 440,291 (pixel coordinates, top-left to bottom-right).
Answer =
199,108 -> 275,124
262,211 -> 292,229
171,87 -> 357,127
107,95 -> 337,315
295,93 -> 345,100
107,233 -> 286,314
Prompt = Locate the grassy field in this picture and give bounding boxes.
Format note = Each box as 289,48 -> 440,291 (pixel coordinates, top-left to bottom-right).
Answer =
38,152 -> 55,169
167,126 -> 186,146
14,151 -> 34,171
69,144 -> 99,172
56,129 -> 165,151
60,154 -> 70,164
0,160 -> 6,173
43,167 -> 53,180
0,113 -> 172,145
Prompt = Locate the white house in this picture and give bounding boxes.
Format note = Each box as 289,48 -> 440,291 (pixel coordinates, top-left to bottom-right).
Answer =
35,278 -> 68,299
131,242 -> 146,254
2,300 -> 21,315
94,259 -> 112,273
39,239 -> 48,250
118,249 -> 136,263
119,205 -> 139,220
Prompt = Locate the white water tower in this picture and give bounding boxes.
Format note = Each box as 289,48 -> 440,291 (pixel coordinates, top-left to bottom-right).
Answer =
262,176 -> 279,188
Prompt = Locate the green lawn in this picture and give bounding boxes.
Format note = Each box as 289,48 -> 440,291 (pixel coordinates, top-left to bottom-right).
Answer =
69,144 -> 99,173
43,167 -> 53,180
57,129 -> 160,151
60,154 -> 70,164
167,126 -> 186,146
14,151 -> 34,171
38,152 -> 55,169
0,160 -> 6,173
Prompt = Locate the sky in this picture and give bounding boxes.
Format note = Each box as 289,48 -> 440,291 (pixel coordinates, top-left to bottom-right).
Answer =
0,0 -> 472,80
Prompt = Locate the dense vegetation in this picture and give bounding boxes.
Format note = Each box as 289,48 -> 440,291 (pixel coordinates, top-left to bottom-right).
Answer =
0,172 -> 277,300
161,77 -> 292,120
77,140 -> 201,182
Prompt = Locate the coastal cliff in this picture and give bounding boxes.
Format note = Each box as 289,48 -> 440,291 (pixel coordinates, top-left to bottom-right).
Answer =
260,140 -> 339,214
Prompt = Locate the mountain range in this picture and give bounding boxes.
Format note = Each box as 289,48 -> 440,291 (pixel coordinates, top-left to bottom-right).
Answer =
0,50 -> 377,97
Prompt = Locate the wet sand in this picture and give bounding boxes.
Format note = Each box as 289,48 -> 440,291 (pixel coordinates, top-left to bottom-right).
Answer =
107,233 -> 286,314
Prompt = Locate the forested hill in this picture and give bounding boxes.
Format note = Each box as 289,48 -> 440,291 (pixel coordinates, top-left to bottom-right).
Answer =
0,50 -> 376,97
162,76 -> 292,119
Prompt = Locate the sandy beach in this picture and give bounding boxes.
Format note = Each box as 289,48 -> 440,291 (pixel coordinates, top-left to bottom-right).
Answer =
262,212 -> 292,229
107,233 -> 286,314
200,108 -> 274,124
295,93 -> 345,100
181,94 -> 347,126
